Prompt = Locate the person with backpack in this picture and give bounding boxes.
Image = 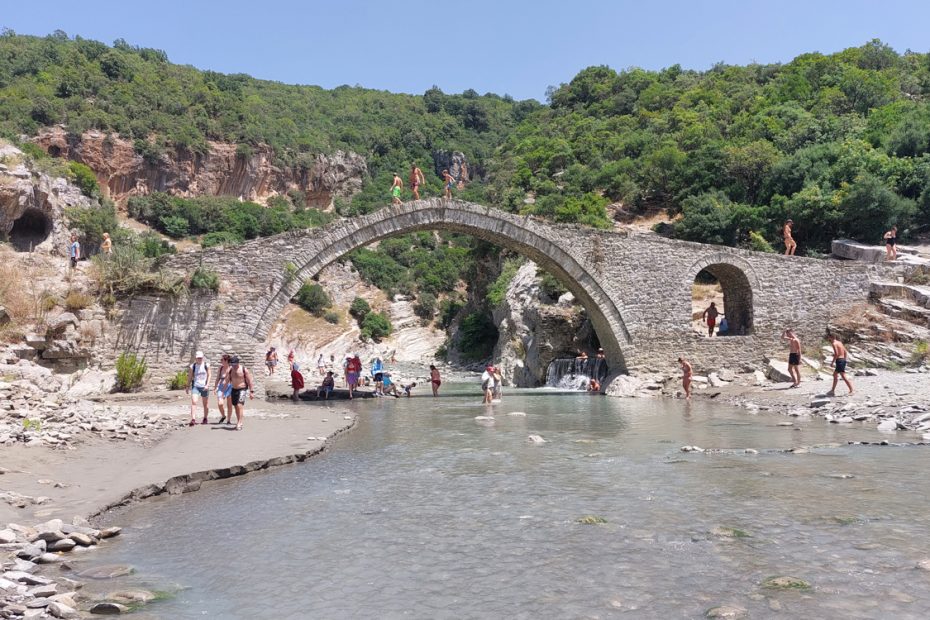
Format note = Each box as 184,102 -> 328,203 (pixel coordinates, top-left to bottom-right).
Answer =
186,351 -> 211,427
228,355 -> 254,430
346,353 -> 362,400
214,353 -> 233,424
289,350 -> 304,401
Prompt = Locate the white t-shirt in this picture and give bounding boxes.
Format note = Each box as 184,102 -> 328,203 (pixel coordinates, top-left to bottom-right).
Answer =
191,361 -> 210,389
481,370 -> 495,390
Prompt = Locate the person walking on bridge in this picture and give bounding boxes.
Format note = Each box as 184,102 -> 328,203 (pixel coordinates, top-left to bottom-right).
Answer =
409,164 -> 425,200
783,219 -> 797,256
782,328 -> 802,388
442,169 -> 454,200
391,173 -> 403,205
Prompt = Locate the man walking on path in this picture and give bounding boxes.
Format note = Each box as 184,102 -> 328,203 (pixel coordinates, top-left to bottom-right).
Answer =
781,329 -> 802,387
826,334 -> 854,396
228,355 -> 254,430
186,351 -> 211,426
678,357 -> 692,399
783,219 -> 797,256
391,173 -> 403,205
409,164 -> 425,200
68,233 -> 81,268
702,302 -> 719,337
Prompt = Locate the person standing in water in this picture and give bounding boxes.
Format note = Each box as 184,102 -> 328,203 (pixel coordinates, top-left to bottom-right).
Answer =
481,365 -> 496,404
783,219 -> 797,256
429,364 -> 441,397
409,164 -> 425,200
826,334 -> 854,396
391,173 -> 403,205
678,357 -> 692,399
492,367 -> 503,401
883,225 -> 898,261
782,328 -> 802,388
228,356 -> 254,431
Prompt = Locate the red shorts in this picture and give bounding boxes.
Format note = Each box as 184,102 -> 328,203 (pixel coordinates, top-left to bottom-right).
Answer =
707,318 -> 716,328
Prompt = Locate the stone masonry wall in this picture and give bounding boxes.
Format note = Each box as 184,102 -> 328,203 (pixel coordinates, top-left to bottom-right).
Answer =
119,199 -> 874,391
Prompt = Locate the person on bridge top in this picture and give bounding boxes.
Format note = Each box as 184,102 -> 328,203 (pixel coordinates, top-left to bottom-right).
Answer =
883,225 -> 898,261
409,164 -> 425,200
826,334 -> 854,397
783,219 -> 797,256
391,173 -> 403,205
442,169 -> 454,200
702,302 -> 719,337
782,328 -> 802,388
678,357 -> 692,399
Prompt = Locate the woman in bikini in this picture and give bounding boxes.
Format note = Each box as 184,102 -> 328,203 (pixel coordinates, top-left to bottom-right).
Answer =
214,354 -> 233,424
883,225 -> 898,261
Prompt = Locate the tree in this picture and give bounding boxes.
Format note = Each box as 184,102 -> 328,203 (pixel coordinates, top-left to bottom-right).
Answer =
295,283 -> 331,316
724,140 -> 781,204
349,297 -> 371,323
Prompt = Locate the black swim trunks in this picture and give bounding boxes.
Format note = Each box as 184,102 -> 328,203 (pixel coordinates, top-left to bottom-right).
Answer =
886,237 -> 896,246
231,387 -> 248,405
374,372 -> 383,382
835,358 -> 847,373
788,352 -> 800,366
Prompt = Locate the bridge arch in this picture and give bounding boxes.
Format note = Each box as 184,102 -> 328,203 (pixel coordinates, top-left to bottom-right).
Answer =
687,253 -> 758,336
252,199 -> 632,371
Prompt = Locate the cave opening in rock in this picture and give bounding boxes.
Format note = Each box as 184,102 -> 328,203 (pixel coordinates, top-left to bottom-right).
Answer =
9,208 -> 53,252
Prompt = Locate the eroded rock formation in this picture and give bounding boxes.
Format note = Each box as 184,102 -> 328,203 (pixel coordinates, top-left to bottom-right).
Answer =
33,127 -> 368,207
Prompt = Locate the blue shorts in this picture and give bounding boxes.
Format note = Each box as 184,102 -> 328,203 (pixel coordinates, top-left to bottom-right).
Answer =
835,358 -> 848,373
217,383 -> 232,398
191,386 -> 210,397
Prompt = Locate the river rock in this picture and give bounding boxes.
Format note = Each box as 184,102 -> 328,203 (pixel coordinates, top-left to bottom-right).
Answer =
69,532 -> 95,546
810,398 -> 832,408
89,602 -> 129,615
105,590 -> 156,605
98,527 -> 122,539
527,434 -> 546,444
48,601 -> 79,619
507,411 -> 527,416
77,564 -> 134,579
0,528 -> 17,543
47,538 -> 77,552
765,360 -> 792,383
28,584 -> 57,598
753,370 -> 767,386
877,419 -> 899,432
36,552 -> 63,564
3,571 -> 52,586
705,606 -> 747,619
707,372 -> 729,387
762,575 -> 811,590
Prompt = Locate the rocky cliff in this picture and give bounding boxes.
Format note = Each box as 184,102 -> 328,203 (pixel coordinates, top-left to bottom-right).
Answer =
492,262 -> 595,387
33,127 -> 368,208
0,142 -> 95,254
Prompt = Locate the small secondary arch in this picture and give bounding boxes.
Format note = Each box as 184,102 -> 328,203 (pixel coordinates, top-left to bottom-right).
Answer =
687,254 -> 758,336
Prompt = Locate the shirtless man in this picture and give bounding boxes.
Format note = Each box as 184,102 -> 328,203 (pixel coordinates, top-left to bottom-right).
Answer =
678,357 -> 692,399
782,329 -> 802,388
442,169 -> 454,200
783,219 -> 797,256
409,164 -> 425,200
391,173 -> 403,205
702,302 -> 719,337
826,334 -> 854,396
883,225 -> 898,261
227,355 -> 254,430
429,364 -> 441,397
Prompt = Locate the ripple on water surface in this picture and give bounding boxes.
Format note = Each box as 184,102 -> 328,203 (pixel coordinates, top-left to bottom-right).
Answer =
87,387 -> 930,619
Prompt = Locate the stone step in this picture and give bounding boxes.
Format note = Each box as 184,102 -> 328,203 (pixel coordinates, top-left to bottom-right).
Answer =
870,281 -> 930,308
875,298 -> 930,325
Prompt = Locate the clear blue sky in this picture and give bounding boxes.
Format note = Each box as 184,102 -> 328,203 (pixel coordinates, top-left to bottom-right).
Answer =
4,1 -> 930,101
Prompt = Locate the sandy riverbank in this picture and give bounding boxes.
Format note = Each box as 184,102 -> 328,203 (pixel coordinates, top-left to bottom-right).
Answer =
1,394 -> 358,526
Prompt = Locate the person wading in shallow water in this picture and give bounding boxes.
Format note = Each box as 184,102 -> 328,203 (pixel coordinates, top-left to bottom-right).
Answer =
429,364 -> 441,397
782,328 -> 802,388
228,356 -> 254,430
678,357 -> 692,399
702,302 -> 719,337
826,334 -> 854,396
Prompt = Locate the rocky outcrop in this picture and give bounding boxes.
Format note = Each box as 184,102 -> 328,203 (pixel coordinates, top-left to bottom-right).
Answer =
432,150 -> 471,183
0,143 -> 94,254
492,262 -> 594,387
33,127 -> 368,208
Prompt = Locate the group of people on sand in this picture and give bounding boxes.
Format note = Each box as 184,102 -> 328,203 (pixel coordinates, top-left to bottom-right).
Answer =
391,164 -> 464,204
783,219 -> 901,262
677,331 -> 854,400
186,351 -> 255,431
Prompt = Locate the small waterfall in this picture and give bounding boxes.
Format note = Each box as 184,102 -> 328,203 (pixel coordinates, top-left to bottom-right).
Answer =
545,356 -> 609,390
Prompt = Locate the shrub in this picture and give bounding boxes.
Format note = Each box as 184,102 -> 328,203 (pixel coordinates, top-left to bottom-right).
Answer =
67,161 -> 100,198
487,258 -> 522,306
324,310 -> 339,324
414,292 -> 436,320
361,312 -> 392,341
90,243 -> 185,296
160,215 -> 189,239
748,230 -> 775,253
66,203 -> 121,254
139,232 -> 176,258
63,291 -> 93,312
295,282 -> 330,316
189,267 -> 219,292
201,231 -> 243,248
349,297 -> 371,322
167,369 -> 188,390
912,340 -> 929,366
438,297 -> 464,329
457,311 -> 498,361
115,352 -> 147,392
539,271 -> 567,302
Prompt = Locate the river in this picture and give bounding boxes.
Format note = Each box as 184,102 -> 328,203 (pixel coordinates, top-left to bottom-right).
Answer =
82,383 -> 930,619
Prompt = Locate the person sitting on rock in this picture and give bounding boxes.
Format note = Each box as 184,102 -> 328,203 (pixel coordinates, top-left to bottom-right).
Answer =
381,372 -> 401,398
317,371 -> 335,399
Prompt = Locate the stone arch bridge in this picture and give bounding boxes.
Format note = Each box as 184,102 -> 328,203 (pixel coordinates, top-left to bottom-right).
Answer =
117,199 -> 873,389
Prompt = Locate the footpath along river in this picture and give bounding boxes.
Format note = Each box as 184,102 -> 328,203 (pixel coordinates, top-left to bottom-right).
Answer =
84,384 -> 930,619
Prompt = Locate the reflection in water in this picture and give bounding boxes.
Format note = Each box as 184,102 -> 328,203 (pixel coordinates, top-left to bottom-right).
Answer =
87,385 -> 930,619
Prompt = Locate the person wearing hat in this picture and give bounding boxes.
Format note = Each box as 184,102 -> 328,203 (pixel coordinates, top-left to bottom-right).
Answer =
345,353 -> 362,400
480,365 -> 496,404
783,219 -> 797,256
227,355 -> 254,430
186,351 -> 211,426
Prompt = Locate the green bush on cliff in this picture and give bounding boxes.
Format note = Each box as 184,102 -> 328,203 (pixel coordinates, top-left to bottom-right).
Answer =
115,351 -> 147,392
189,267 -> 219,292
67,161 -> 100,198
360,312 -> 392,342
295,282 -> 331,316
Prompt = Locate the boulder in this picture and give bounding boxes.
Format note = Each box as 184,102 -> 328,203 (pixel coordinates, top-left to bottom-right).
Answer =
603,374 -> 644,397
765,360 -> 792,383
877,419 -> 899,432
48,602 -> 80,619
89,602 -> 129,615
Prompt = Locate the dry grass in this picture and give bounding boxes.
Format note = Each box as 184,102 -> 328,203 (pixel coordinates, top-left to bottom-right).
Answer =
692,283 -> 722,301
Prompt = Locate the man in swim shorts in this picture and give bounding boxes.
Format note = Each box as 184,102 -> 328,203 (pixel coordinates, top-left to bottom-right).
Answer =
429,364 -> 441,397
409,164 -> 425,200
782,329 -> 802,388
826,334 -> 854,396
391,173 -> 403,205
442,169 -> 454,199
228,355 -> 254,430
702,302 -> 719,337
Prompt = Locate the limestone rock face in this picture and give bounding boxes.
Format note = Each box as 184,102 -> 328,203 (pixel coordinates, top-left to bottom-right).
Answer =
33,127 -> 367,208
431,150 -> 471,183
492,261 -> 593,387
0,143 -> 94,254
